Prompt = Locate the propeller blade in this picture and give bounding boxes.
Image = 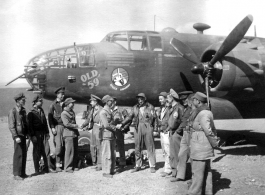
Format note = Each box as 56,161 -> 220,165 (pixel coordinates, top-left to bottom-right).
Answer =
205,77 -> 210,107
170,38 -> 200,64
5,73 -> 25,86
210,15 -> 253,66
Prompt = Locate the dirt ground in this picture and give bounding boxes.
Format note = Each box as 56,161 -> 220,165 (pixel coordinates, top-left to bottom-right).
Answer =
1,118 -> 265,195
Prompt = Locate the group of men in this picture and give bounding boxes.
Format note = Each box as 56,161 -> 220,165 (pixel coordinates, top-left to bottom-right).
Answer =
8,86 -> 218,195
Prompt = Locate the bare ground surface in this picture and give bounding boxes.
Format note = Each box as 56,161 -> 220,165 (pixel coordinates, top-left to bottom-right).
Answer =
1,118 -> 265,195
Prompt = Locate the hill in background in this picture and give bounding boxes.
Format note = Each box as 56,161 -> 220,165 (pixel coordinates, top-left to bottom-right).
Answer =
0,88 -> 87,117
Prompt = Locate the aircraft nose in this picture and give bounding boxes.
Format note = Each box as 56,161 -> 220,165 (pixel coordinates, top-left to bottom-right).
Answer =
25,66 -> 47,94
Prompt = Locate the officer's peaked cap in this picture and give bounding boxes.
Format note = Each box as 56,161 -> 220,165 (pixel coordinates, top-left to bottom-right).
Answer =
193,92 -> 207,103
168,89 -> 179,100
54,86 -> 65,94
136,93 -> 146,99
102,95 -> 114,104
90,94 -> 101,102
14,93 -> 26,101
32,95 -> 42,104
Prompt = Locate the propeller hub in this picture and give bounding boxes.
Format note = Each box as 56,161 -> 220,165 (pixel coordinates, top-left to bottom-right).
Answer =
191,63 -> 204,74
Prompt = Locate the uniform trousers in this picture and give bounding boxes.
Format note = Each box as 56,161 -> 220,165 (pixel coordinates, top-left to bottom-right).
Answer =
13,137 -> 27,176
90,125 -> 102,167
101,139 -> 116,174
32,132 -> 50,173
176,131 -> 191,179
54,125 -> 64,166
169,131 -> 182,176
160,132 -> 171,173
116,130 -> 126,166
64,137 -> 78,171
188,159 -> 213,195
135,123 -> 156,168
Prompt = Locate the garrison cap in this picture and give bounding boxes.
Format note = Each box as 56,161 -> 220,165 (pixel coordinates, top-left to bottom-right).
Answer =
136,93 -> 146,99
54,86 -> 65,94
14,93 -> 26,101
168,88 -> 179,100
64,97 -> 76,106
90,94 -> 101,102
102,95 -> 114,104
159,92 -> 167,98
192,92 -> 207,103
179,91 -> 194,100
32,95 -> 42,104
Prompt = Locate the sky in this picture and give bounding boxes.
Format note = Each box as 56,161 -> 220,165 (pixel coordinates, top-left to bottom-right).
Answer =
1,0 -> 265,85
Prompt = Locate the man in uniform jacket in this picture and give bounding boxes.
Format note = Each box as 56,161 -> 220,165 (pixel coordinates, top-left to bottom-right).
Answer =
166,89 -> 184,179
99,95 -> 117,178
8,93 -> 30,180
119,93 -> 157,173
61,98 -> 80,173
48,86 -> 65,172
81,94 -> 103,170
172,91 -> 194,182
157,92 -> 171,177
188,92 -> 218,195
28,95 -> 56,174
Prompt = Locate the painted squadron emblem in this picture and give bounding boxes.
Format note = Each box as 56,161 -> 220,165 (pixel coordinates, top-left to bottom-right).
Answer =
110,68 -> 130,91
112,68 -> 129,86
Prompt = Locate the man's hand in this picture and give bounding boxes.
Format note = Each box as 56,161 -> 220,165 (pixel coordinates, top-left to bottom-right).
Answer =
51,128 -> 57,135
116,124 -> 122,129
31,136 -> 37,143
15,137 -> 21,143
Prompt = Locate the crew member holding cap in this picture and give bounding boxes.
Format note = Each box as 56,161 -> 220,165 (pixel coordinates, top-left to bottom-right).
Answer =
172,91 -> 194,182
48,86 -> 65,172
61,98 -> 80,173
8,93 -> 30,180
118,93 -> 157,173
188,92 -> 218,195
28,95 -> 56,174
99,95 -> 117,178
166,89 -> 184,180
81,94 -> 103,170
157,92 -> 171,177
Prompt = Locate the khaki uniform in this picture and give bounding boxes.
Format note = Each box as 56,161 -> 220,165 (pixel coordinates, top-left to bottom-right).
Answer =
82,105 -> 103,167
8,106 -> 28,177
61,107 -> 79,171
122,102 -> 157,168
99,105 -> 117,174
189,109 -> 217,195
166,103 -> 184,177
28,107 -> 51,173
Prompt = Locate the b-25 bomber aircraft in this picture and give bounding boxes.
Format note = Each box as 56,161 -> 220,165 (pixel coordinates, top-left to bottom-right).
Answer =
6,15 -> 265,119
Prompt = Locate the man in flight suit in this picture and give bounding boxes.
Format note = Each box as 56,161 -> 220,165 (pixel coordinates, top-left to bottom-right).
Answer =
119,93 -> 157,173
188,92 -> 218,195
81,94 -> 103,170
166,89 -> 184,179
171,91 -> 194,182
8,93 -> 30,180
28,95 -> 56,174
48,87 -> 65,172
99,95 -> 117,178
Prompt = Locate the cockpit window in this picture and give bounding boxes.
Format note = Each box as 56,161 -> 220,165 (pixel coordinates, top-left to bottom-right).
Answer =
78,45 -> 95,67
64,47 -> 77,68
107,33 -> 128,50
149,36 -> 162,51
129,35 -> 148,51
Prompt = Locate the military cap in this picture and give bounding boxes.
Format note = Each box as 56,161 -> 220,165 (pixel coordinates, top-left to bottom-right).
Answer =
54,86 -> 65,94
168,88 -> 179,100
158,92 -> 167,98
179,91 -> 194,100
32,95 -> 42,104
102,95 -> 114,104
136,93 -> 146,99
64,97 -> 76,106
89,94 -> 101,102
14,93 -> 26,101
112,96 -> 117,101
192,92 -> 207,103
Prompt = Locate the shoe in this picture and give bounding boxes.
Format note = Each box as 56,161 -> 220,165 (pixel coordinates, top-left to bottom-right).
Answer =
103,173 -> 113,178
160,172 -> 172,177
48,168 -> 57,173
65,169 -> 74,173
74,168 -> 79,171
131,167 -> 141,173
56,167 -> 63,172
14,176 -> 24,180
21,174 -> 32,178
150,167 -> 156,173
96,167 -> 102,171
170,178 -> 184,182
